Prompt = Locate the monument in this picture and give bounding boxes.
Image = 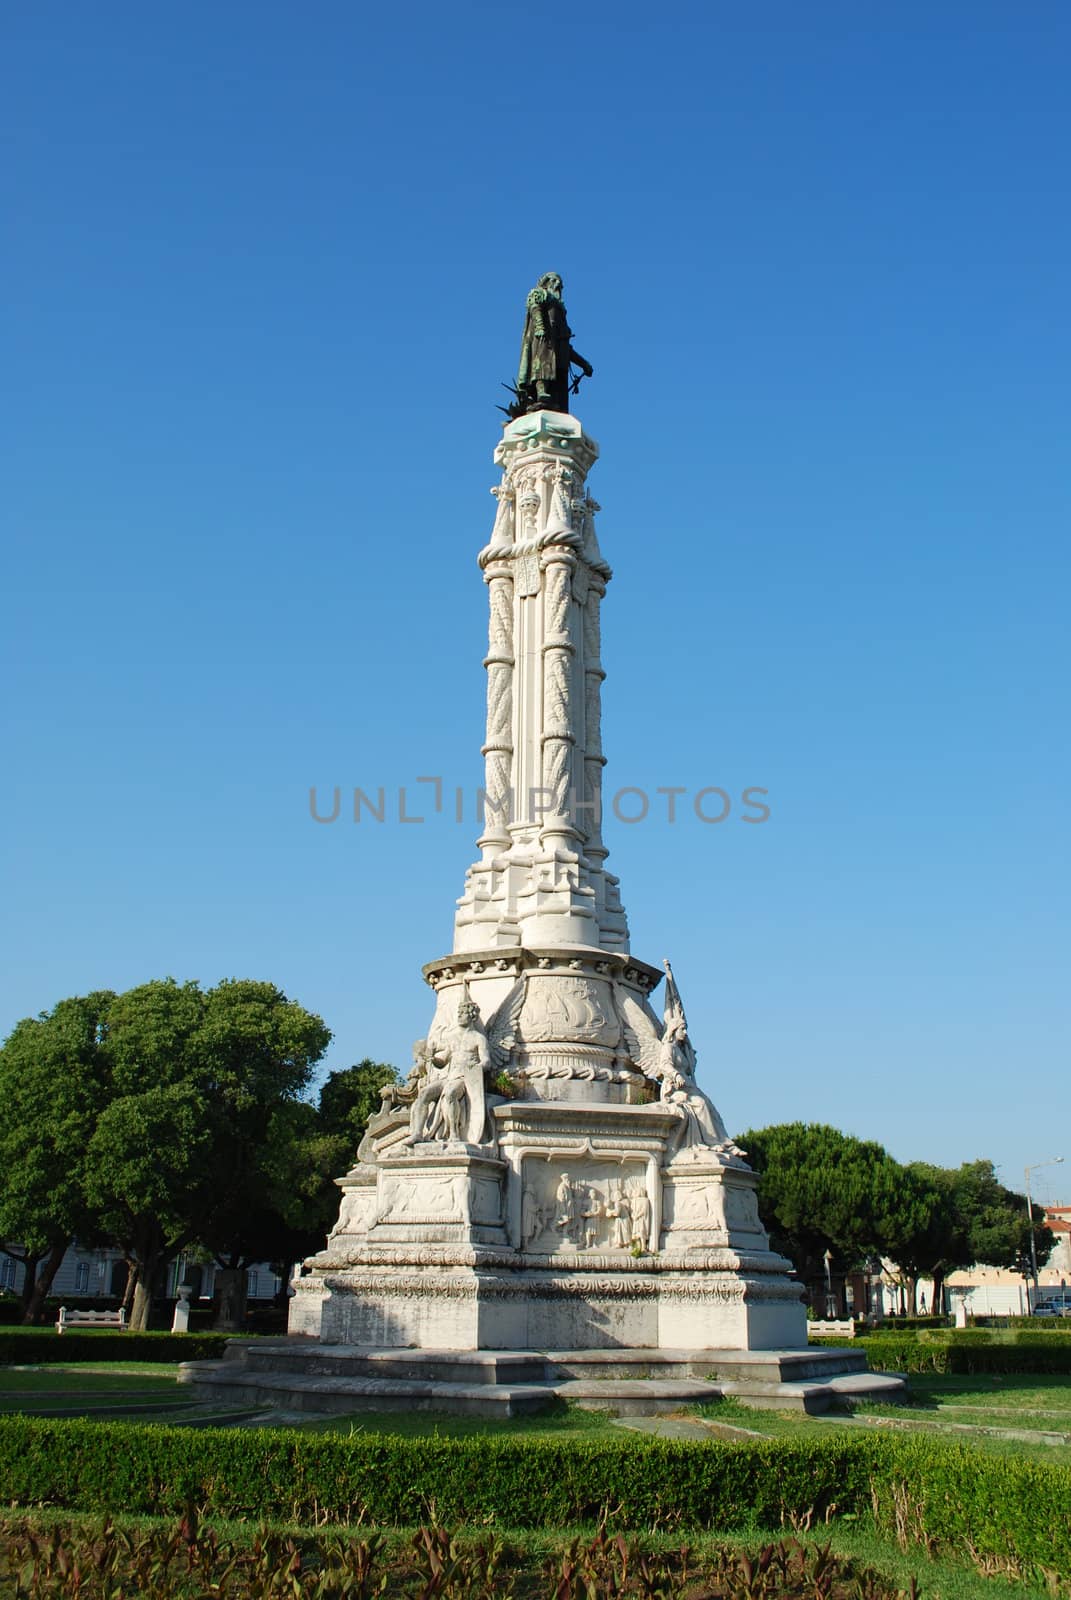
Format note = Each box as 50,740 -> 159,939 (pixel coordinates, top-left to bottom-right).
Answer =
287,275 -> 807,1354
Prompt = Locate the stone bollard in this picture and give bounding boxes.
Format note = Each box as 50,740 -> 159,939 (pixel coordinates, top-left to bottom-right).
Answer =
171,1283 -> 192,1334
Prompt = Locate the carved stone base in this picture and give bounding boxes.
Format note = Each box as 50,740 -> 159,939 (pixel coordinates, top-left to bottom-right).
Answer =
289,1254 -> 805,1351
293,1088 -> 806,1352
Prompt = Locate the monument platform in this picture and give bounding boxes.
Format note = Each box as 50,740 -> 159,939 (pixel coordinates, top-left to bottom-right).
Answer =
180,1340 -> 907,1418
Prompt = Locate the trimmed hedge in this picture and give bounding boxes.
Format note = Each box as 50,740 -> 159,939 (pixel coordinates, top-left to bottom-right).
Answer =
858,1334 -> 1071,1375
812,1328 -> 1071,1374
874,1316 -> 951,1331
0,1418 -> 1067,1579
0,1331 -> 233,1365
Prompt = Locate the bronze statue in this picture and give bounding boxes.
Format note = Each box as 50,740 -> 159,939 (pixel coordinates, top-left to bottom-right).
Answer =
511,273 -> 593,416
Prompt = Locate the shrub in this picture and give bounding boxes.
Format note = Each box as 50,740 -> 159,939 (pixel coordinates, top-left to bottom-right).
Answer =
0,1418 -> 1067,1579
875,1316 -> 950,1331
857,1333 -> 1071,1375
0,1331 -> 233,1365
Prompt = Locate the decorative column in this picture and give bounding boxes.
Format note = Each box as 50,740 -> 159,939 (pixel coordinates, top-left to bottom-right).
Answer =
479,559 -> 514,854
581,570 -> 606,858
539,544 -> 579,848
454,409 -> 628,955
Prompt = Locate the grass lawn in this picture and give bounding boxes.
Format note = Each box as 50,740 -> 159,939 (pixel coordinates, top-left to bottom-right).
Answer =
863,1371 -> 1071,1423
291,1402 -> 622,1438
0,1363 -> 201,1420
5,1364 -> 1071,1456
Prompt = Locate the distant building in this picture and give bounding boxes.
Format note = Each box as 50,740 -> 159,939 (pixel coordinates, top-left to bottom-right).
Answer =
1,1242 -> 283,1305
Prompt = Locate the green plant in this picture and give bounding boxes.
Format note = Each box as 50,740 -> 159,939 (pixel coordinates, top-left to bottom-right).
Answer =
0,1514 -> 924,1599
0,1331 -> 234,1365
0,1417 -> 1068,1580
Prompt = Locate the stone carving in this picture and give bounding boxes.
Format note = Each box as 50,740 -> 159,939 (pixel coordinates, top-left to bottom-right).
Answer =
514,272 -> 593,416
380,1174 -> 465,1222
482,571 -> 514,838
521,1181 -> 544,1248
489,482 -> 515,549
405,988 -> 491,1147
724,1186 -> 763,1232
522,1162 -> 654,1254
520,974 -> 619,1046
654,962 -> 742,1160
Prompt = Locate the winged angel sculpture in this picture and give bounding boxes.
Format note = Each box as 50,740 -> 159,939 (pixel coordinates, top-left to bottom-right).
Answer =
619,962 -> 743,1161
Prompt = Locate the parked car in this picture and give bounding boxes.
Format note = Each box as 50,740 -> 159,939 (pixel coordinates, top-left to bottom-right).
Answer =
1032,1297 -> 1071,1317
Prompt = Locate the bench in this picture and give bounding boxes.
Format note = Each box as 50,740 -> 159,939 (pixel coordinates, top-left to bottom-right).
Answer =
55,1307 -> 127,1334
808,1318 -> 855,1338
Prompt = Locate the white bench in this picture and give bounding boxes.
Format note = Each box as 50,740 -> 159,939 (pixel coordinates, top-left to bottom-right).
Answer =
55,1307 -> 127,1334
808,1318 -> 855,1338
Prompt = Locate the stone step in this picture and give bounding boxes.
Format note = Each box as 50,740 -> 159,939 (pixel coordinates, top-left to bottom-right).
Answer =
227,1341 -> 550,1387
555,1378 -> 718,1416
185,1365 -> 558,1419
180,1344 -> 904,1420
544,1347 -> 869,1383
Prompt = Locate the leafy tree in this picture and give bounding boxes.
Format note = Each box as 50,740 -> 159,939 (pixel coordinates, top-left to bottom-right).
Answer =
1,978 -> 330,1331
86,978 -> 331,1330
900,1160 -> 1055,1311
735,1122 -> 938,1288
0,993 -> 114,1322
317,1059 -> 399,1160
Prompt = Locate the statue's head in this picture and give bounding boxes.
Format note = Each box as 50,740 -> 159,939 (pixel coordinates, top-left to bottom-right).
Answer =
457,998 -> 480,1027
538,271 -> 563,297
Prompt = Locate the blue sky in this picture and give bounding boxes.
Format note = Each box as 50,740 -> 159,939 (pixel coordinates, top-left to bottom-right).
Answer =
3,3 -> 1069,1205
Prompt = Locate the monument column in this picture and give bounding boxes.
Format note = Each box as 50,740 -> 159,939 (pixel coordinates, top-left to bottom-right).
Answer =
288,272 -> 808,1360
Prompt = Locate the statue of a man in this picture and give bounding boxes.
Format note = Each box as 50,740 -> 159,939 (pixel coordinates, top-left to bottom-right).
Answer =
404,993 -> 491,1146
516,273 -> 593,415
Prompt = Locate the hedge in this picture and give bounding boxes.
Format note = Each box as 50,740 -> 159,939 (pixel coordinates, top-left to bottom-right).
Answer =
856,1335 -> 1071,1375
0,1418 -> 1067,1580
0,1331 -> 234,1364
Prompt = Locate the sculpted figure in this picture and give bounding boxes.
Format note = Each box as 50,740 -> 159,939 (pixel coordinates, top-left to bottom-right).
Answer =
404,989 -> 491,1147
655,960 -> 741,1158
580,1187 -> 607,1250
554,1172 -> 586,1247
609,1182 -> 633,1249
516,273 -> 593,415
521,1183 -> 543,1249
627,1179 -> 653,1248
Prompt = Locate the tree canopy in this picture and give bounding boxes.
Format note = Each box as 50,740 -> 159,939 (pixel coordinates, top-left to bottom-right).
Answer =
736,1124 -> 1056,1314
735,1122 -> 940,1284
0,978 -> 331,1328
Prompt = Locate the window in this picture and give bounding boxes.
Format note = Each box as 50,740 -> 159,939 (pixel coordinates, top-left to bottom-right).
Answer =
247,1270 -> 259,1298
1,1258 -> 15,1292
75,1263 -> 90,1294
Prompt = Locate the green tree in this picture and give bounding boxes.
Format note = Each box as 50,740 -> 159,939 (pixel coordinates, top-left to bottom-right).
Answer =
0,993 -> 114,1323
735,1122 -> 938,1291
901,1160 -> 1055,1312
1,978 -> 331,1332
87,978 -> 331,1330
197,1057 -> 401,1326
317,1059 -> 399,1160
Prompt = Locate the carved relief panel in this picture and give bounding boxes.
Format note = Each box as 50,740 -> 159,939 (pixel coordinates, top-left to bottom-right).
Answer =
519,1158 -> 654,1254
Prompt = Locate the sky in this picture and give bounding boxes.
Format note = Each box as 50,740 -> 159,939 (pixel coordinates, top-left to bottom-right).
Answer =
3,3 -> 1069,1207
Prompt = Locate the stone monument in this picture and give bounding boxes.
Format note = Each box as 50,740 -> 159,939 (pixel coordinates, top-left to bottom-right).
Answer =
289,275 -> 807,1354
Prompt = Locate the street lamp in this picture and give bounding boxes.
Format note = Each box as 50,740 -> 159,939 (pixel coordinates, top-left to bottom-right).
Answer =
860,1255 -> 883,1323
1025,1156 -> 1064,1304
